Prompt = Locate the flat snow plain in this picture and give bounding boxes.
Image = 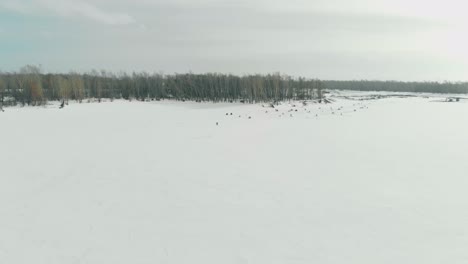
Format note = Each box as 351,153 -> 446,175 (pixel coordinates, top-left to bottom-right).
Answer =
1,91 -> 468,264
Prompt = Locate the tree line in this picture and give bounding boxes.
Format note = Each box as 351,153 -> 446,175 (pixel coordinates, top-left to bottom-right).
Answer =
0,65 -> 324,107
3,66 -> 466,108
324,80 -> 468,94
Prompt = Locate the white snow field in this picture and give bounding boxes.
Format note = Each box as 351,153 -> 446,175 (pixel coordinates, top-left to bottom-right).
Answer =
1,92 -> 468,264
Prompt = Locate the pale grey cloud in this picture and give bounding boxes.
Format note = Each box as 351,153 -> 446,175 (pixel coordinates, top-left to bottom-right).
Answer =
2,0 -> 468,81
40,0 -> 136,25
0,1 -> 33,13
1,0 -> 136,25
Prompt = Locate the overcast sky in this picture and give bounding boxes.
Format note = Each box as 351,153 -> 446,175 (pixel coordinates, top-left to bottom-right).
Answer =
1,0 -> 468,81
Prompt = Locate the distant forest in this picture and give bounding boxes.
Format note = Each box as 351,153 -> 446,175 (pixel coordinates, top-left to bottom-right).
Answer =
0,65 -> 323,106
324,80 -> 468,94
1,65 -> 467,107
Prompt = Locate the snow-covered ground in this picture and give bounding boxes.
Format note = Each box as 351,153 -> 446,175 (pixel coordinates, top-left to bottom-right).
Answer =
2,91 -> 468,264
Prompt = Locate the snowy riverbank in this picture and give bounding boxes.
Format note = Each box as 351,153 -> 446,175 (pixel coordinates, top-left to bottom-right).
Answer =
1,91 -> 468,263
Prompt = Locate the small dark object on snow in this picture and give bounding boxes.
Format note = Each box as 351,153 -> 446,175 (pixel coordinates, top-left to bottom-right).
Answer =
216,122 -> 218,126
226,113 -> 229,115
446,97 -> 462,102
59,100 -> 65,109
248,116 -> 252,119
230,113 -> 233,115
295,109 -> 298,112
275,109 -> 279,112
